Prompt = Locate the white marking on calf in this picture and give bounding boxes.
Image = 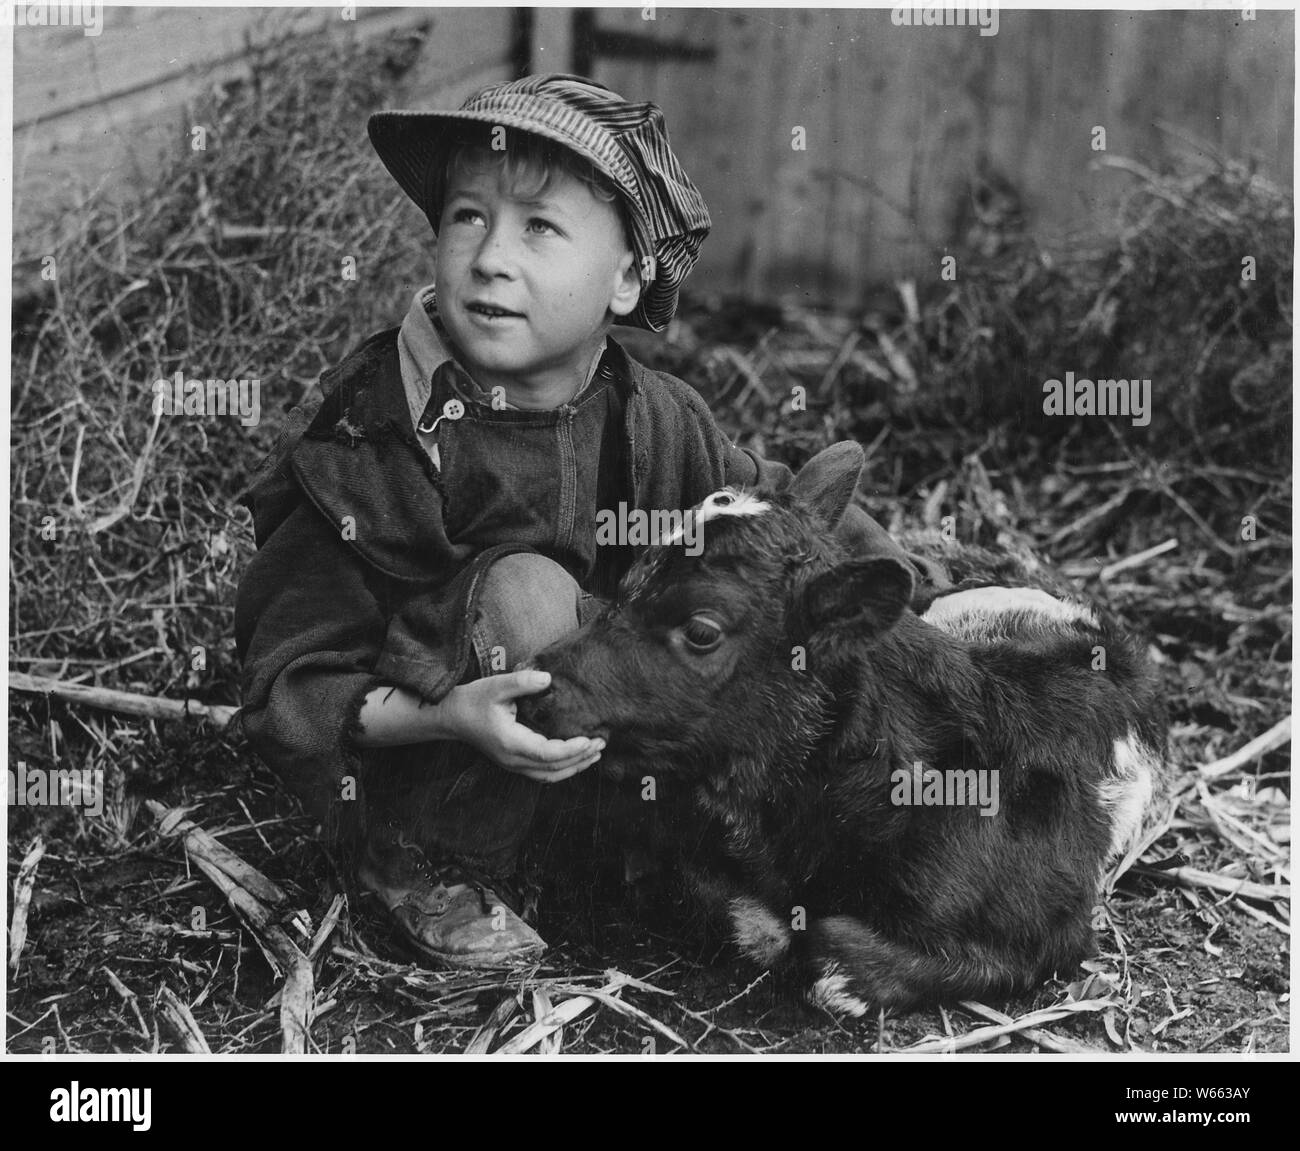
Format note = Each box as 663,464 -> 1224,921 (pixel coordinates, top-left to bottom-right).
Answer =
660,487 -> 770,547
922,585 -> 1098,640
698,487 -> 770,524
1101,731 -> 1161,858
728,896 -> 791,967
809,962 -> 870,1018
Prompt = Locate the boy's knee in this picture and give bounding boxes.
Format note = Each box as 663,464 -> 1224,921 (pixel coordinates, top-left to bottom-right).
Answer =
472,553 -> 582,672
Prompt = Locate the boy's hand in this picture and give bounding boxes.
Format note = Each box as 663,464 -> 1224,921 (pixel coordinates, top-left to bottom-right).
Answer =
441,670 -> 604,783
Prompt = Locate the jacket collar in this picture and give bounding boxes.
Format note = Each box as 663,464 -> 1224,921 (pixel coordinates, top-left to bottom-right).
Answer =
397,284 -> 607,428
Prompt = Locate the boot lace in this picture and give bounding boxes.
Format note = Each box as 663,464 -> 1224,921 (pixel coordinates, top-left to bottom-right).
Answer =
388,823 -> 507,917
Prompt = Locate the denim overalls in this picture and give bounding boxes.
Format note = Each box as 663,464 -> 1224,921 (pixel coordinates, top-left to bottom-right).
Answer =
362,356 -> 628,874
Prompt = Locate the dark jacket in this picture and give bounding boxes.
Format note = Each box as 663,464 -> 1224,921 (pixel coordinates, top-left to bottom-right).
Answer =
236,328 -> 907,841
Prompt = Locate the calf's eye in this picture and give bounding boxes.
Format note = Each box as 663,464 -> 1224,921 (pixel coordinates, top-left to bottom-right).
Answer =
682,616 -> 724,652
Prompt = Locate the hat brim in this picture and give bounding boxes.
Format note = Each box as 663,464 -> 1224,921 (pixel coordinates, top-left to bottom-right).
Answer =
367,109 -> 653,261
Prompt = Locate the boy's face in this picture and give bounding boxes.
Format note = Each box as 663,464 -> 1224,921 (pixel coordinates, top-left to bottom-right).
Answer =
435,156 -> 642,406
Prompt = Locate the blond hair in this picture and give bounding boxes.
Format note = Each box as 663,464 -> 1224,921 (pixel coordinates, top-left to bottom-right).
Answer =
431,130 -> 631,248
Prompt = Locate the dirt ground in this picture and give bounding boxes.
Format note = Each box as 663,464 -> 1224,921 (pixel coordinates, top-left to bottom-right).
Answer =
6,609 -> 1290,1055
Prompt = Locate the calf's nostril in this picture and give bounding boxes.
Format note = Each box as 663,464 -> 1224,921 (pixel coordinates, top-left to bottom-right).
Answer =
516,688 -> 553,730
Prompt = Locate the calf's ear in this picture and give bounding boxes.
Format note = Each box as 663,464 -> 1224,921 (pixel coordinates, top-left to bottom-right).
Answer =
794,556 -> 915,639
788,441 -> 865,528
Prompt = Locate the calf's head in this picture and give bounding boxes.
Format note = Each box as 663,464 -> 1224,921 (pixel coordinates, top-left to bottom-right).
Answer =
517,443 -> 915,780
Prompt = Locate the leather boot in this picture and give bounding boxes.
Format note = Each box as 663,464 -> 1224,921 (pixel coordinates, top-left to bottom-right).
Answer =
357,825 -> 545,968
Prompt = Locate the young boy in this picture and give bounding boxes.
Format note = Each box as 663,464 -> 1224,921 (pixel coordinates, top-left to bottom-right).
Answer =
235,74 -> 935,968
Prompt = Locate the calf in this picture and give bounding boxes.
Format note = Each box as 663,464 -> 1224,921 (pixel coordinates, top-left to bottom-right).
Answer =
519,442 -> 1167,1015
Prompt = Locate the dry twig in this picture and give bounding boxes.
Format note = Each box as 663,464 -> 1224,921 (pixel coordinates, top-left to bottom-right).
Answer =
9,837 -> 47,972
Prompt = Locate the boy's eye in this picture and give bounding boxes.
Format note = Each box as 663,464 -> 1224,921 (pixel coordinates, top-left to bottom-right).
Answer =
450,207 -> 486,227
526,217 -> 561,237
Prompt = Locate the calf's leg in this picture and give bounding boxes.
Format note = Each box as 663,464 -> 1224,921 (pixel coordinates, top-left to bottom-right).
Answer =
802,913 -> 1091,1016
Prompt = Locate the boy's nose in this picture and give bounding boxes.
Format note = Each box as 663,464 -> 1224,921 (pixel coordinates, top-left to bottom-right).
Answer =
470,227 -> 518,278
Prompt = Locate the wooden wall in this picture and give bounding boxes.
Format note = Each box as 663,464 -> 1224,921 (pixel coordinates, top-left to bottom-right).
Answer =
10,6 -> 1294,306
10,5 -> 515,255
586,6 -> 1293,303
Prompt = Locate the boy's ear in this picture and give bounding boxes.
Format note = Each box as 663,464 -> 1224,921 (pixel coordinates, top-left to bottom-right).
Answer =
788,441 -> 866,529
608,250 -> 643,319
793,556 -> 914,641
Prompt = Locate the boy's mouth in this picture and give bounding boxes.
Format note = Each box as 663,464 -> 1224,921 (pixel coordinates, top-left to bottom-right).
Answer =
465,301 -> 525,320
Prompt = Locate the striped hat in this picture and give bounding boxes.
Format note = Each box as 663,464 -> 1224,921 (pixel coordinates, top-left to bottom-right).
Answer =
368,73 -> 711,331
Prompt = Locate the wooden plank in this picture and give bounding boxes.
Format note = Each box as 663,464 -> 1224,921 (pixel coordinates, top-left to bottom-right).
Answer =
530,7 -> 575,75
596,6 -> 1292,304
16,7 -> 353,129
393,6 -> 513,108
12,6 -> 513,260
